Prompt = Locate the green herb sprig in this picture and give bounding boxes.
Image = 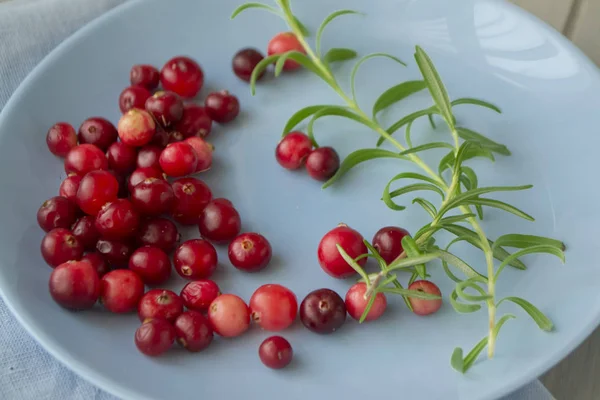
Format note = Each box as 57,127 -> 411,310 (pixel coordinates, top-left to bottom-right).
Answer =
232,0 -> 566,373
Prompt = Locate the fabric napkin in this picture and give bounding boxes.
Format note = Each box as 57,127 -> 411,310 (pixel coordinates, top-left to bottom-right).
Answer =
0,0 -> 555,399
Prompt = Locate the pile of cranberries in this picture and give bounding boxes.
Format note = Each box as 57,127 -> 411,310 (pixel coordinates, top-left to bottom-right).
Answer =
39,33 -> 443,371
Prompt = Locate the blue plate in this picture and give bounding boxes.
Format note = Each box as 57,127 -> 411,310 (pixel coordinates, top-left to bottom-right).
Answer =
0,0 -> 599,399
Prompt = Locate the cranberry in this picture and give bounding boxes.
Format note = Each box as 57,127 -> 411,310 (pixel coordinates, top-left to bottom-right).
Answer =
49,260 -> 100,310
275,132 -> 313,170
160,56 -> 204,98
128,246 -> 171,285
135,318 -> 175,357
119,86 -> 151,114
183,137 -> 212,172
46,122 -> 77,157
137,217 -> 180,252
145,91 -> 184,128
96,239 -> 134,268
130,64 -> 160,90
228,233 -> 272,272
173,239 -> 218,280
317,224 -> 367,279
204,91 -> 240,123
80,252 -> 109,278
37,196 -> 78,232
250,284 -> 298,331
267,32 -> 306,71
208,294 -> 250,337
174,104 -> 212,138
258,336 -> 293,369
41,228 -> 83,268
64,144 -> 108,176
174,311 -> 213,352
345,282 -> 387,322
168,130 -> 185,144
100,269 -> 145,313
306,147 -> 340,181
136,145 -> 162,169
159,142 -> 198,177
180,280 -> 220,312
299,288 -> 346,334
150,126 -> 170,147
130,178 -> 175,216
372,226 -> 410,265
75,170 -> 119,216
198,198 -> 241,243
106,142 -> 137,174
138,289 -> 184,323
94,199 -> 139,240
232,48 -> 265,82
59,175 -> 82,202
408,280 -> 443,316
171,177 -> 212,225
128,167 -> 166,192
117,109 -> 156,147
71,215 -> 100,250
77,118 -> 118,151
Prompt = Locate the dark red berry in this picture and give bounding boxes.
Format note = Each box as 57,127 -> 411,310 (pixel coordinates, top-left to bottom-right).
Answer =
160,56 -> 204,98
174,311 -> 213,352
117,109 -> 156,147
173,239 -> 218,280
46,122 -> 78,157
96,239 -> 134,269
145,91 -> 184,128
49,260 -> 100,310
299,288 -> 346,334
119,86 -> 152,114
232,48 -> 265,82
173,104 -> 212,138
180,280 -> 220,312
275,132 -> 313,170
71,215 -> 100,250
76,170 -> 119,216
64,144 -> 108,176
306,147 -> 340,181
208,294 -> 250,337
159,142 -> 198,177
80,252 -> 109,278
77,118 -> 118,151
37,196 -> 78,232
138,289 -> 184,323
250,284 -> 297,332
184,137 -> 212,172
204,91 -> 239,123
94,199 -> 139,240
130,64 -> 160,90
136,145 -> 163,169
408,280 -> 443,316
259,336 -> 293,369
106,142 -> 137,174
198,198 -> 241,243
267,32 -> 305,71
128,167 -> 166,193
130,178 -> 175,216
345,282 -> 387,322
135,318 -> 176,357
171,177 -> 212,225
317,224 -> 367,278
228,233 -> 272,272
150,126 -> 170,148
100,269 -> 145,313
129,246 -> 172,285
59,175 -> 82,202
41,228 -> 84,267
137,217 -> 180,252
372,226 -> 410,265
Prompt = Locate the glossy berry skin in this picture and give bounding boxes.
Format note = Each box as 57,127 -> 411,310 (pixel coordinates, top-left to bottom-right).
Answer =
275,132 -> 313,170
94,199 -> 140,240
249,284 -> 298,332
96,239 -> 134,269
129,246 -> 172,285
299,288 -> 346,334
76,170 -> 120,216
317,225 -> 367,279
204,91 -> 239,123
106,142 -> 137,174
71,216 -> 100,250
128,167 -> 165,193
160,56 -> 204,98
137,217 -> 180,252
267,32 -> 306,71
145,91 -> 184,128
259,336 -> 293,369
37,196 -> 78,232
130,64 -> 160,90
173,239 -> 218,280
305,147 -> 340,181
138,289 -> 184,323
78,118 -> 118,151
198,198 -> 241,243
174,104 -> 212,138
130,178 -> 175,216
345,282 -> 387,322
208,294 -> 250,338
64,144 -> 108,176
119,85 -> 151,114
159,142 -> 198,177
408,280 -> 443,316
171,177 -> 212,225
180,280 -> 220,312
135,318 -> 176,357
41,228 -> 84,268
49,260 -> 100,310
136,145 -> 162,170
232,48 -> 265,82
184,137 -> 212,172
59,175 -> 82,202
100,269 -> 145,313
372,226 -> 410,265
46,122 -> 78,157
174,311 -> 214,352
228,233 -> 272,272
80,252 -> 109,278
117,109 -> 156,147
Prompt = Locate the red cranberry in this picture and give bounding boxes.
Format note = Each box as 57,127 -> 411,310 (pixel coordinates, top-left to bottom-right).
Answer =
128,167 -> 166,192
80,252 -> 109,278
208,294 -> 250,337
267,32 -> 306,71
306,147 -> 340,181
46,122 -> 77,157
180,280 -> 220,312
150,126 -> 170,147
37,196 -> 78,232
173,239 -> 218,280
117,109 -> 156,147
159,142 -> 198,177
128,246 -> 171,285
49,260 -> 100,310
94,199 -> 139,240
106,142 -> 137,174
174,104 -> 212,138
275,132 -> 313,170
198,198 -> 241,243
232,48 -> 265,82
250,284 -> 298,332
138,289 -> 184,323
130,178 -> 175,216
258,336 -> 293,369
137,217 -> 180,252
71,216 -> 100,250
59,175 -> 82,202
228,233 -> 272,272
408,280 -> 443,316
64,144 -> 108,176
135,318 -> 176,357
174,311 -> 213,352
95,239 -> 134,268
130,64 -> 160,90
160,56 -> 204,98
204,91 -> 240,123
372,226 -> 410,265
77,118 -> 118,151
345,282 -> 387,322
136,145 -> 162,169
119,86 -> 152,114
76,170 -> 119,216
100,269 -> 145,313
299,288 -> 346,334
41,228 -> 84,267
317,224 -> 367,279
171,177 -> 212,225
184,137 -> 213,172
145,91 -> 184,128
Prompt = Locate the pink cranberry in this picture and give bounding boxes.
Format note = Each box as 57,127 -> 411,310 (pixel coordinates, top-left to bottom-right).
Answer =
198,198 -> 241,243
128,167 -> 166,192
317,224 -> 367,278
37,196 -> 78,232
208,294 -> 250,337
180,280 -> 220,312
259,336 -> 293,369
137,217 -> 180,252
119,86 -> 152,113
117,109 -> 156,147
135,318 -> 176,357
275,132 -> 313,170
76,170 -> 119,216
250,284 -> 298,332
372,226 -> 410,265
129,246 -> 172,285
46,122 -> 78,157
160,56 -> 204,98
130,178 -> 175,216
71,215 -> 100,250
299,288 -> 347,334
80,252 -> 109,278
130,64 -> 160,90
173,239 -> 218,280
159,142 -> 198,177
95,239 -> 134,269
59,175 -> 82,202
106,142 -> 137,174
408,280 -> 443,316
41,228 -> 84,267
138,289 -> 184,323
345,282 -> 387,322
64,144 -> 108,176
228,233 -> 272,272
145,91 -> 184,128
174,311 -> 214,352
78,118 -> 118,151
173,104 -> 212,138
49,260 -> 100,310
232,48 -> 265,82
94,199 -> 139,240
136,145 -> 162,169
100,269 -> 145,313
267,32 -> 306,71
171,177 -> 212,225
306,147 -> 340,181
205,91 -> 240,123
184,137 -> 213,172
